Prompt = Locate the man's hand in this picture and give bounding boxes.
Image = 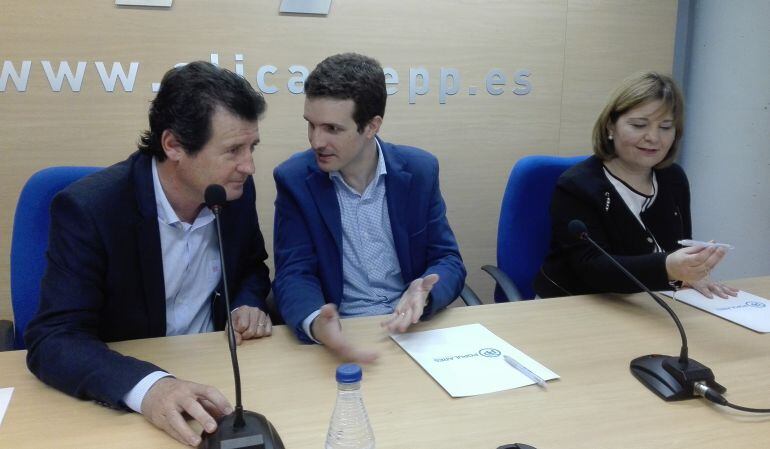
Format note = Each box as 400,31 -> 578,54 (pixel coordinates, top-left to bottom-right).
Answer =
228,306 -> 272,345
141,377 -> 233,447
311,304 -> 379,363
381,274 -> 439,333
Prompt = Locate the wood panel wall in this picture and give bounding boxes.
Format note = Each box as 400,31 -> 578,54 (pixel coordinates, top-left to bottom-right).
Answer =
0,0 -> 678,322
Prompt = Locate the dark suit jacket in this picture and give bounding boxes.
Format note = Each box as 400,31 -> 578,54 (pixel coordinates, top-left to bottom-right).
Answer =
24,151 -> 271,409
272,138 -> 466,342
534,155 -> 691,298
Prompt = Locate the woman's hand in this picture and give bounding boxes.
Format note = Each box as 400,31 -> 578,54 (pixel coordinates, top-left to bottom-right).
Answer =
665,245 -> 726,285
684,277 -> 739,299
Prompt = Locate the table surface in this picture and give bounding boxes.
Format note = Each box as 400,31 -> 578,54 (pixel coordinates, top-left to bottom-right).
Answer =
2,277 -> 769,448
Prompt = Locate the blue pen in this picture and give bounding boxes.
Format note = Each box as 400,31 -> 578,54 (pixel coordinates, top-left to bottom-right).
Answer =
504,355 -> 547,389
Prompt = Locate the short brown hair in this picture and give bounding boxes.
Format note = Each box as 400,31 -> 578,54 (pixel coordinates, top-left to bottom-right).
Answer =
304,53 -> 386,133
592,72 -> 684,168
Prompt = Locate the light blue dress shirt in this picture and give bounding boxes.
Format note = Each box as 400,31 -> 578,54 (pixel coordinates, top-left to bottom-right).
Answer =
302,140 -> 406,339
122,158 -> 221,412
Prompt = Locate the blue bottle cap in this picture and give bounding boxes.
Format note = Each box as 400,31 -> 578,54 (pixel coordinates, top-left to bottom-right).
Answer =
335,363 -> 362,383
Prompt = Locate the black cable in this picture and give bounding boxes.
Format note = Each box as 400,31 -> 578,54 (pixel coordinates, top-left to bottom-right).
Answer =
695,381 -> 770,414
724,402 -> 770,414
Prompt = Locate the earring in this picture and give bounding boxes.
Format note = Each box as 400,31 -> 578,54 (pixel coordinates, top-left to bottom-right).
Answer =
608,134 -> 614,140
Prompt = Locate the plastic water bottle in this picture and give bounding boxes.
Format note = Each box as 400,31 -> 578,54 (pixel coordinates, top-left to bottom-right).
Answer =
325,363 -> 375,449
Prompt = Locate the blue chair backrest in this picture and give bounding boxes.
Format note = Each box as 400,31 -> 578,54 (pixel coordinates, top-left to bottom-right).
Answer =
495,155 -> 588,301
10,166 -> 102,349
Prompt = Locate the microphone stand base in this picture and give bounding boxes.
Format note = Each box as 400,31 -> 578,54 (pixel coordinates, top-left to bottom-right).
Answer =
199,409 -> 285,449
630,354 -> 725,401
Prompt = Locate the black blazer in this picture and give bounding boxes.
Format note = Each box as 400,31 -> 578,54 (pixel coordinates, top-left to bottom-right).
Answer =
534,156 -> 691,298
25,151 -> 271,409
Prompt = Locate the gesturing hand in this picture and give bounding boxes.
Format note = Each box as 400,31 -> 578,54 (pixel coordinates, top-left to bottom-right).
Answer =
381,274 -> 440,333
312,303 -> 379,364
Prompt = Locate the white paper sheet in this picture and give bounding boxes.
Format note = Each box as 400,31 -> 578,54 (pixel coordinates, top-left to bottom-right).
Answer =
0,387 -> 14,427
661,289 -> 770,333
391,323 -> 559,397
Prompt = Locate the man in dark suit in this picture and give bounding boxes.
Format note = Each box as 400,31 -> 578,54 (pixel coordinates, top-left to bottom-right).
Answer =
273,53 -> 466,361
25,61 -> 272,447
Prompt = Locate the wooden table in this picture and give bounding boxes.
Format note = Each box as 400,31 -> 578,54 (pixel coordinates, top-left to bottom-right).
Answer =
2,277 -> 769,448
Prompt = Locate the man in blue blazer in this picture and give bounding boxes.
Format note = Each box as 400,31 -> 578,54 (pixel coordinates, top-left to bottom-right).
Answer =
24,62 -> 272,447
273,53 -> 466,361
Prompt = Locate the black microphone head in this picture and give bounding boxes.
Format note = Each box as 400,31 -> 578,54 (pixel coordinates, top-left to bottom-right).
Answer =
568,219 -> 588,240
204,184 -> 227,210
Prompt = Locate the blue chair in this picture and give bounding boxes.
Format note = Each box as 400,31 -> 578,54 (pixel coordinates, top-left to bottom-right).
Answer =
7,166 -> 102,350
482,155 -> 588,301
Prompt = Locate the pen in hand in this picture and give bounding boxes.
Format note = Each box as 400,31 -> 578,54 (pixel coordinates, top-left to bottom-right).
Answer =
678,239 -> 734,250
504,355 -> 547,389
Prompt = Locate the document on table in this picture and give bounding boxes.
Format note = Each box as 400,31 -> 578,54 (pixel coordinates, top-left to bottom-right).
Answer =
661,289 -> 770,333
0,387 -> 13,427
391,323 -> 559,397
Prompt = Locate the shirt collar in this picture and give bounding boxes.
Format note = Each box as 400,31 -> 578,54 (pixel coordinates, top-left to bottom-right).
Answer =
152,158 -> 214,229
329,137 -> 387,188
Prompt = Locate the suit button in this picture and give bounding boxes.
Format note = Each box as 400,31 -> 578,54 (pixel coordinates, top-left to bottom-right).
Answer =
647,237 -> 653,243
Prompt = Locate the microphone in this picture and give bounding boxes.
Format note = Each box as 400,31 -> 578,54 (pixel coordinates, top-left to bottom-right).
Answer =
200,184 -> 285,449
205,184 -> 227,214
568,219 -> 725,402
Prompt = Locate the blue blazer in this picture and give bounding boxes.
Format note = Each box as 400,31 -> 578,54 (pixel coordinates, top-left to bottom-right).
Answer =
272,138 -> 466,342
25,151 -> 271,409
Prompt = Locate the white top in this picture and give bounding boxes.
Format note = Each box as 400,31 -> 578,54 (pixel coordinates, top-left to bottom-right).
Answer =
603,166 -> 662,252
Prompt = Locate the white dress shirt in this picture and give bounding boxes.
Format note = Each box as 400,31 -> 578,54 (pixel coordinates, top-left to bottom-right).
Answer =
122,158 -> 221,412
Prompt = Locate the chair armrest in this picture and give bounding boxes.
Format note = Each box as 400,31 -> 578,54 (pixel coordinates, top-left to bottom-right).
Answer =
459,284 -> 482,306
0,320 -> 14,351
481,265 -> 523,302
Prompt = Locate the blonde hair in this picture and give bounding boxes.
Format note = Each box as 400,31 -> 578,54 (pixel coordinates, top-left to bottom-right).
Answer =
592,72 -> 684,168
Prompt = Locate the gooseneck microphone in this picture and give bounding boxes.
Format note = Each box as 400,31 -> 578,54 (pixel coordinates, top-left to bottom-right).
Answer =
200,184 -> 285,449
567,219 -> 725,402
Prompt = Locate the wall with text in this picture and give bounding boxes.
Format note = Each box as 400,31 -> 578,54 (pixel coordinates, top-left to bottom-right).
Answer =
0,0 -> 678,321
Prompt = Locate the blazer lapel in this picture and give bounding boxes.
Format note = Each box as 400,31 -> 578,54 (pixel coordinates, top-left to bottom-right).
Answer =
306,169 -> 342,254
132,155 -> 167,337
382,141 -> 414,278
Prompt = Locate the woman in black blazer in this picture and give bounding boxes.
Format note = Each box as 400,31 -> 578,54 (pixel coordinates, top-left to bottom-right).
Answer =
534,72 -> 736,299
